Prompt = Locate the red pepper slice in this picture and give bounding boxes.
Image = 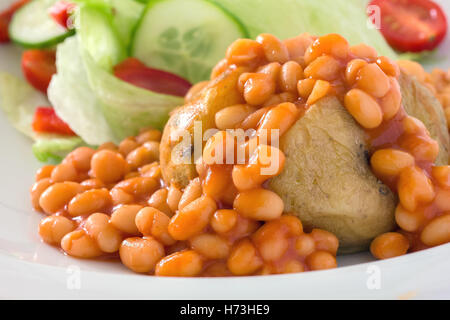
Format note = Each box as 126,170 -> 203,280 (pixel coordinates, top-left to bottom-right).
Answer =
32,107 -> 76,136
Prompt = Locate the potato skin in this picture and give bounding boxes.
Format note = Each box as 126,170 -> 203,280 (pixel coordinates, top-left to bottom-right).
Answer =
399,72 -> 449,165
160,67 -> 247,188
268,97 -> 397,253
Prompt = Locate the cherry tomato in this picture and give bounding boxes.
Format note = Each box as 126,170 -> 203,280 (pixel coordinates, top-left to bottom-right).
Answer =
368,0 -> 447,52
22,49 -> 57,94
32,107 -> 75,136
48,1 -> 76,29
114,58 -> 192,97
0,0 -> 30,43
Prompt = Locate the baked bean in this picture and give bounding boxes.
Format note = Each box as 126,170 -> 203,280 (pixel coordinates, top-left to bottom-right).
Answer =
39,182 -> 83,214
233,188 -> 284,221
253,221 -> 289,261
227,239 -> 263,275
399,135 -> 439,163
279,215 -> 303,236
402,116 -> 427,135
61,230 -> 102,258
256,33 -> 289,63
98,142 -> 117,151
111,204 -> 143,235
295,234 -> 316,256
380,77 -> 402,120
434,188 -> 450,212
349,44 -> 377,61
118,138 -> 139,157
232,145 -> 285,191
243,73 -> 276,105
114,177 -> 158,198
356,63 -> 391,98
279,61 -> 304,92
345,59 -> 368,85
136,129 -> 162,145
310,229 -> 339,255
148,188 -> 173,216
257,102 -> 299,137
215,104 -> 257,130
167,184 -> 182,212
210,58 -> 228,79
85,213 -> 122,253
262,92 -> 297,107
139,162 -> 161,179
31,178 -> 53,211
211,209 -> 238,234
306,251 -> 337,270
304,33 -> 349,65
395,205 -> 423,232
284,33 -> 314,61
202,261 -> 232,277
370,149 -> 415,177
307,79 -> 330,105
155,250 -> 203,277
420,214 -> 450,246
226,39 -> 264,66
84,213 -> 109,237
202,166 -> 233,200
39,215 -> 75,245
239,106 -> 270,130
257,62 -> 281,82
398,166 -> 435,212
283,260 -> 305,273
135,207 -> 175,245
370,232 -> 409,259
64,147 -> 96,172
110,187 -> 134,206
178,178 -> 202,210
344,88 -> 383,129
431,166 -> 450,188
35,165 -> 55,181
304,55 -> 341,81
397,60 -> 428,82
80,178 -> 105,190
68,189 -> 111,216
168,195 -> 217,240
297,78 -> 316,99
51,162 -> 78,183
120,237 -> 165,273
126,143 -> 159,170
376,56 -> 400,78
190,234 -> 230,259
91,150 -> 126,183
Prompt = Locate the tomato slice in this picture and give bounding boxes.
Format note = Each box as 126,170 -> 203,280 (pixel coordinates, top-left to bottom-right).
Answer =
114,58 -> 192,97
22,49 -> 57,94
369,0 -> 448,52
0,0 -> 30,43
32,107 -> 75,135
48,1 -> 76,29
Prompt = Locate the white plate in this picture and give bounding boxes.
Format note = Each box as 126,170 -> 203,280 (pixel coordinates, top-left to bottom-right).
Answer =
0,0 -> 450,300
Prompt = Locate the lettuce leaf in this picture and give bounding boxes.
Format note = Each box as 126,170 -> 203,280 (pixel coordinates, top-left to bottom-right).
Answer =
48,36 -> 116,145
0,72 -> 84,162
211,0 -> 397,59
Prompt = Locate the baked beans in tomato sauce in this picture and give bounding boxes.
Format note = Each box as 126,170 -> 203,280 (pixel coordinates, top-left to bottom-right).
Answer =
31,33 -> 450,276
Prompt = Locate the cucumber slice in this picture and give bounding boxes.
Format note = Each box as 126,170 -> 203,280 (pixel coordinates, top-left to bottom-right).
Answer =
76,5 -> 127,71
131,0 -> 248,84
9,0 -> 74,48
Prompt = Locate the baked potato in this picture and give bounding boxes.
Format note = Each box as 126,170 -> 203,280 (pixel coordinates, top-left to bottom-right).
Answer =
160,69 -> 449,253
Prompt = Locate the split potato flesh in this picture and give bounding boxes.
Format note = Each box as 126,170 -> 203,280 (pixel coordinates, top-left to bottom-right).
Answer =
160,70 -> 449,253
